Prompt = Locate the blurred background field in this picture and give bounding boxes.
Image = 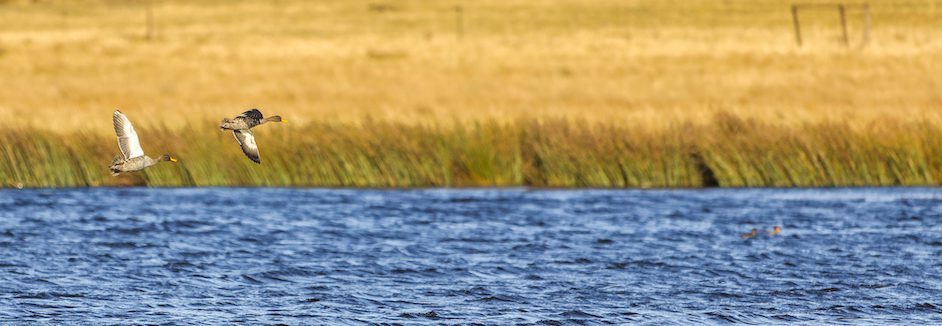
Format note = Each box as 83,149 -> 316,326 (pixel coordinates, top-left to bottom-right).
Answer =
1,0 -> 941,187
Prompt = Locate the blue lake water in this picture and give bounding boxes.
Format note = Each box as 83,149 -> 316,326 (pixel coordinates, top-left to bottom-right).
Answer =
1,188 -> 941,324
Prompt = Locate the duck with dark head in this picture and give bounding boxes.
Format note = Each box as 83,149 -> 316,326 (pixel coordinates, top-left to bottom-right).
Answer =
219,108 -> 286,164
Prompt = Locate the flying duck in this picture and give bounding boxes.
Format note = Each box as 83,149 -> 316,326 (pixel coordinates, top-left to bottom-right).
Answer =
109,110 -> 177,176
219,108 -> 285,164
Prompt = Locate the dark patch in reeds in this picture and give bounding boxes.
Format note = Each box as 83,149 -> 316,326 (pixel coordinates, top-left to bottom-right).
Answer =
690,151 -> 718,188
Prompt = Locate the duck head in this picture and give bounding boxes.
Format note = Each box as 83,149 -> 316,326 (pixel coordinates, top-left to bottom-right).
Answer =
263,115 -> 286,123
158,154 -> 178,163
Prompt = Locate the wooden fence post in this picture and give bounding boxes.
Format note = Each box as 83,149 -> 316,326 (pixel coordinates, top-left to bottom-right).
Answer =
862,3 -> 871,46
791,4 -> 802,47
838,4 -> 849,47
455,5 -> 463,41
145,0 -> 154,41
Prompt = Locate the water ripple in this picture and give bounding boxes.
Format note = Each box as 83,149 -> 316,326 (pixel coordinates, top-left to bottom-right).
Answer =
0,188 -> 941,323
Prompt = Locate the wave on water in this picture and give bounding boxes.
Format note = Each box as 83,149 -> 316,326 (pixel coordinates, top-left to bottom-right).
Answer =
0,188 -> 941,323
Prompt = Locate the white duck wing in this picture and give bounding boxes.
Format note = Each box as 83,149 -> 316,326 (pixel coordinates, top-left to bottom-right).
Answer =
232,129 -> 261,164
113,110 -> 145,159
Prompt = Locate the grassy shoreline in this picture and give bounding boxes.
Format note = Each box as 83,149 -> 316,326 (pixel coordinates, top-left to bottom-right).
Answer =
3,114 -> 942,188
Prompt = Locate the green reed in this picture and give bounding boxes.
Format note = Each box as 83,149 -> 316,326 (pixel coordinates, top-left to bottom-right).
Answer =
1,115 -> 941,188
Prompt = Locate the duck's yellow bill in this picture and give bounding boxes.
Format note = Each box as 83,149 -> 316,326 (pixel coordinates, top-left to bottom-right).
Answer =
281,119 -> 288,123
170,157 -> 178,162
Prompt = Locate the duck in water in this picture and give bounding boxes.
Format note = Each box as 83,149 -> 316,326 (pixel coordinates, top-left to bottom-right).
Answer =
109,110 -> 177,175
767,225 -> 782,236
740,228 -> 758,239
219,108 -> 286,164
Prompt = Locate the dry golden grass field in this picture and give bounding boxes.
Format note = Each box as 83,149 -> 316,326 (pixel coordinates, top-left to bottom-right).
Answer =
1,0 -> 941,187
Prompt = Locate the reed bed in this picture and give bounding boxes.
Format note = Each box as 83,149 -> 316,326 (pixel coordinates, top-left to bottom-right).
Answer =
2,114 -> 941,188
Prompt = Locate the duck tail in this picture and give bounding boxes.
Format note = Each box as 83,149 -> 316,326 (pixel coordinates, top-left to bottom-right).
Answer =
219,118 -> 233,130
110,155 -> 124,176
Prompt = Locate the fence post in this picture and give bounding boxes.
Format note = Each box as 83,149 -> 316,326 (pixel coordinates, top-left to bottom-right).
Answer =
838,4 -> 849,47
862,3 -> 871,46
791,4 -> 802,47
455,5 -> 463,41
145,0 -> 154,41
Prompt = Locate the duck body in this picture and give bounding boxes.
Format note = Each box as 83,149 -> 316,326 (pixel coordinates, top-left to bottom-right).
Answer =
219,108 -> 283,131
110,155 -> 172,176
740,228 -> 758,239
219,118 -> 253,131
